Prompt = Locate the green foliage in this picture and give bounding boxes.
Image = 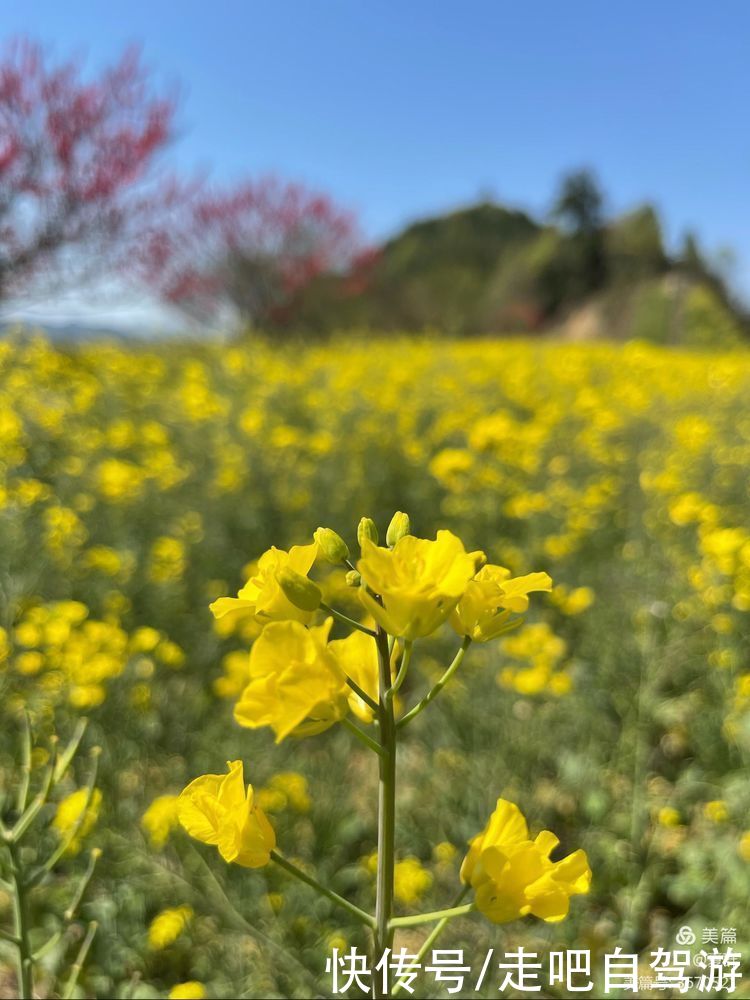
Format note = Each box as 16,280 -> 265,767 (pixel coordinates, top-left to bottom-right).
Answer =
279,176 -> 746,344
478,229 -> 563,330
628,280 -> 675,344
606,206 -> 667,283
552,169 -> 604,236
359,203 -> 540,335
683,285 -> 746,350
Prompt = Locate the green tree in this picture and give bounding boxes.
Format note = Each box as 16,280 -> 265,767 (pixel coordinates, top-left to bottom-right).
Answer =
550,169 -> 607,300
553,169 -> 604,236
606,206 -> 666,283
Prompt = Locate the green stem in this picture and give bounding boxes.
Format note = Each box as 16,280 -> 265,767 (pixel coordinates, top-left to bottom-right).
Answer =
320,603 -> 377,638
344,675 -> 379,714
64,848 -> 101,922
12,747 -> 58,843
397,636 -> 472,729
171,839 -> 320,991
270,851 -> 374,928
8,841 -> 33,1000
26,749 -> 100,889
389,902 -> 473,927
16,713 -> 32,815
391,887 -> 470,997
53,719 -> 88,784
0,925 -> 20,945
387,641 -> 412,701
62,920 -> 97,1000
341,717 -> 385,757
33,928 -> 65,962
374,625 -> 397,998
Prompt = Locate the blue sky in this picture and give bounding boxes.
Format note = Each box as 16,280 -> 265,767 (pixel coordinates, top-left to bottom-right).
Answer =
4,0 -> 750,325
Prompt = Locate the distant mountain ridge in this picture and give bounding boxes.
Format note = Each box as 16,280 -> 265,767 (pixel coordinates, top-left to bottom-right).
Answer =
0,320 -> 135,341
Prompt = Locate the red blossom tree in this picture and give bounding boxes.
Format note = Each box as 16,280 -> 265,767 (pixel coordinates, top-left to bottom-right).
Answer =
0,38 -> 368,328
139,176 -> 367,327
0,38 -> 178,302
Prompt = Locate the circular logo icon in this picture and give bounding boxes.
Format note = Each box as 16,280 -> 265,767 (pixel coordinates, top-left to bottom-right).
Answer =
675,926 -> 696,945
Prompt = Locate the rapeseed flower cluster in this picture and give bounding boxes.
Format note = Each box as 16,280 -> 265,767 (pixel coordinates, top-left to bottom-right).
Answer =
204,524 -> 551,743
175,510 -> 589,990
3,330 -> 749,994
5,600 -> 185,711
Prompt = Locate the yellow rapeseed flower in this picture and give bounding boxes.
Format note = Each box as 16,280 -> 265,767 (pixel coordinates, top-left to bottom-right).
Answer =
328,629 -> 379,723
209,542 -> 318,624
168,982 -> 207,1000
142,794 -> 181,848
234,619 -> 348,741
178,760 -> 275,867
657,807 -> 681,828
561,586 -> 595,615
148,905 -> 193,949
357,530 -> 481,639
433,841 -> 458,863
213,650 -> 250,699
256,772 -> 312,814
129,626 -> 162,653
394,857 -> 433,906
451,564 -> 552,641
53,788 -> 102,855
461,798 -> 590,924
704,799 -> 729,823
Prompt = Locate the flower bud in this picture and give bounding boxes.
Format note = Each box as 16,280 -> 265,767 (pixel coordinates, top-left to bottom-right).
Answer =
357,517 -> 379,548
386,511 -> 411,547
345,569 -> 362,587
313,527 -> 350,564
276,568 -> 322,612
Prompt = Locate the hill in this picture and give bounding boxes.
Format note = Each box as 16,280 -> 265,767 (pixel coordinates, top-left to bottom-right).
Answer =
279,187 -> 748,347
